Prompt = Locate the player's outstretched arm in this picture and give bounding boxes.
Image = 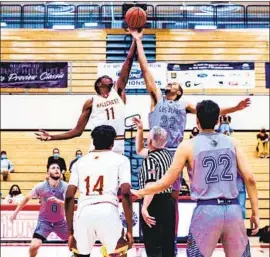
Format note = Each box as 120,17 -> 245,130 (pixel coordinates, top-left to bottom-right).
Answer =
35,99 -> 92,141
185,98 -> 251,115
10,191 -> 33,222
233,138 -> 260,235
134,141 -> 190,198
133,117 -> 149,157
130,29 -> 162,111
115,39 -> 137,104
220,98 -> 251,115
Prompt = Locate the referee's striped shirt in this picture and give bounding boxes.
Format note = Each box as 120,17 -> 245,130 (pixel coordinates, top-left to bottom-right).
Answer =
139,149 -> 173,194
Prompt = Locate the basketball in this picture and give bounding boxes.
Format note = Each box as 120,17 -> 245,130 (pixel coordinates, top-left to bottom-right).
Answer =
125,7 -> 147,29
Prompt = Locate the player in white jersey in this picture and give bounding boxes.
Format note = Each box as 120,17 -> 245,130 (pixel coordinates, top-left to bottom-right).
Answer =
35,38 -> 137,154
65,125 -> 134,257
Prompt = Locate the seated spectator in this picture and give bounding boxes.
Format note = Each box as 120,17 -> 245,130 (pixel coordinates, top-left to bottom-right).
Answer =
217,115 -> 233,135
256,128 -> 269,158
65,150 -> 83,182
47,148 -> 67,180
4,184 -> 24,204
69,150 -> 83,172
1,151 -> 14,181
189,127 -> 199,139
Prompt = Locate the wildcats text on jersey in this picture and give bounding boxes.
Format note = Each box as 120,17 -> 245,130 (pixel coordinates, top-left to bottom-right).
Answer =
96,98 -> 120,108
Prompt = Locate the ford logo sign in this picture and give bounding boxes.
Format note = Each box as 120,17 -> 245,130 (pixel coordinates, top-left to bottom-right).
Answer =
197,73 -> 208,78
242,63 -> 250,70
117,69 -> 143,80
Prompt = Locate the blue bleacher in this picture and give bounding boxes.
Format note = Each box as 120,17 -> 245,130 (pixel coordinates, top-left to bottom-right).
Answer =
0,4 -> 269,29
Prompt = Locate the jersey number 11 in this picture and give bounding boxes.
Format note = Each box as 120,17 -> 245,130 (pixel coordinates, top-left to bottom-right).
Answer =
105,107 -> 115,120
85,176 -> 104,195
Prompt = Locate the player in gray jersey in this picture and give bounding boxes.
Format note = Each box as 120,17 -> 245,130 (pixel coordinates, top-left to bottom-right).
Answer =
10,163 -> 68,257
130,29 -> 251,255
132,100 -> 259,257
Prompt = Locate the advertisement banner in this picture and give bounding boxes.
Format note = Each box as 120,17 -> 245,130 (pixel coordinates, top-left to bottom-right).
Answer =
98,62 -> 167,89
167,62 -> 255,89
0,203 -> 140,241
266,62 -> 270,89
0,200 -> 196,241
0,62 -> 68,88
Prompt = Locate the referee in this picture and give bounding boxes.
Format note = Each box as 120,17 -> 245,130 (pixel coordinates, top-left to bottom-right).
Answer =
133,118 -> 176,257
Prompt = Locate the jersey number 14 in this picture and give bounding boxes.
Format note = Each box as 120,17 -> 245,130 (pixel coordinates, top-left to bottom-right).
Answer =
85,176 -> 104,195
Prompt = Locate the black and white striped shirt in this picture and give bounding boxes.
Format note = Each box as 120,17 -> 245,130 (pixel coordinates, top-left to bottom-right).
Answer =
139,149 -> 173,194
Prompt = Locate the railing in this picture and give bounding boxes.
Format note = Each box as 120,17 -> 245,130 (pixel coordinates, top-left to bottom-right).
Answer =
0,4 -> 269,29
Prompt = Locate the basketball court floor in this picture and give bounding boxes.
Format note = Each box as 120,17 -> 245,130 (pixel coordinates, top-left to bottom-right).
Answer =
1,238 -> 269,257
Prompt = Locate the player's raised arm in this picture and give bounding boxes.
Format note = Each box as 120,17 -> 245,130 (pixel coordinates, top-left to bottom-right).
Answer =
130,29 -> 162,110
115,39 -> 137,104
232,138 -> 260,235
133,117 -> 149,157
185,98 -> 250,115
35,99 -> 92,141
134,141 -> 190,198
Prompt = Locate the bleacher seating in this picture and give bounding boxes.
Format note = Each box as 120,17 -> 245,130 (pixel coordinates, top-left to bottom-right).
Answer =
1,29 -> 269,95
1,131 -> 269,228
0,4 -> 269,29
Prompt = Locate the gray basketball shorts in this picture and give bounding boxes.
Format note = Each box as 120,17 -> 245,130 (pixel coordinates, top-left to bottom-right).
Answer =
33,219 -> 68,242
186,201 -> 250,257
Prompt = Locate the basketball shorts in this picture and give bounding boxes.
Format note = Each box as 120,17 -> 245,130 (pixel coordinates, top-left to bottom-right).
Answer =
74,203 -> 123,255
33,219 -> 68,242
187,199 -> 250,257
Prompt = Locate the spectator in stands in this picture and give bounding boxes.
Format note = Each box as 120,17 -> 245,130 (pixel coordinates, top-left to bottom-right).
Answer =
189,127 -> 199,139
4,184 -> 24,204
1,151 -> 14,181
69,149 -> 83,172
217,115 -> 233,135
64,149 -> 83,182
256,128 -> 269,158
47,148 -> 67,180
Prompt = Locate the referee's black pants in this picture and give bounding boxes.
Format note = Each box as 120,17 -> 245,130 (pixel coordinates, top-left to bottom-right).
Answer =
141,193 -> 176,257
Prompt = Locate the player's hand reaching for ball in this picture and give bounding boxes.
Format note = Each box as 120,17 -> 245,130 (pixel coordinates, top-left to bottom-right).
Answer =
128,28 -> 143,41
35,129 -> 52,141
